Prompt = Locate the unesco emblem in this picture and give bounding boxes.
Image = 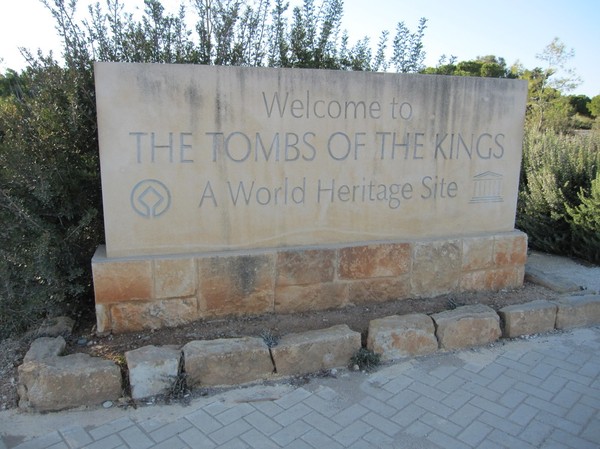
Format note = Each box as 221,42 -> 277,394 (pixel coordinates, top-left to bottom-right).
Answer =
130,179 -> 171,218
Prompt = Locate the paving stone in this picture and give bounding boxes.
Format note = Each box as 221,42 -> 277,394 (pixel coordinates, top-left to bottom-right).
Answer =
271,325 -> 361,376
458,420 -> 493,446
149,419 -> 192,443
426,430 -> 470,449
125,345 -> 181,400
432,304 -> 501,349
555,294 -> 600,329
118,426 -> 154,449
333,419 -> 373,446
89,417 -> 135,441
499,300 -> 558,337
367,314 -> 438,360
243,411 -> 281,436
183,337 -> 273,387
271,420 -> 312,446
60,426 -> 93,449
331,403 -> 369,427
239,429 -> 279,449
178,427 -> 216,448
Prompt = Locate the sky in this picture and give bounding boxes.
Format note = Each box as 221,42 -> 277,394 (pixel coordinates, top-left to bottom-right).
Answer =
1,0 -> 599,97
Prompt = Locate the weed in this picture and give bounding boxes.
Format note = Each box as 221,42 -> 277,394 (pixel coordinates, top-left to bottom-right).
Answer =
350,348 -> 381,371
260,329 -> 279,348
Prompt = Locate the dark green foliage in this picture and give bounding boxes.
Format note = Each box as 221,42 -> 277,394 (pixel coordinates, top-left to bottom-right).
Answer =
588,95 -> 600,118
566,174 -> 600,264
422,55 -> 513,79
0,57 -> 101,338
569,95 -> 592,118
517,129 -> 600,262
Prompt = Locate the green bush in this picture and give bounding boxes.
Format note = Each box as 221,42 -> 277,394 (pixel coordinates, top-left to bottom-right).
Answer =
0,58 -> 101,338
566,173 -> 600,264
517,128 -> 600,262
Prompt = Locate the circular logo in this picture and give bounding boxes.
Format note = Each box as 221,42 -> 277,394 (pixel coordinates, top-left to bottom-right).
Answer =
130,179 -> 171,218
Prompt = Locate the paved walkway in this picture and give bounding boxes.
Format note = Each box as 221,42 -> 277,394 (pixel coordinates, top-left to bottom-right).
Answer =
1,325 -> 599,449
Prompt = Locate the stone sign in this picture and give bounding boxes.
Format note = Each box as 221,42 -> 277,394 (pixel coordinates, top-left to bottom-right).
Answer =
95,63 -> 527,258
92,63 -> 529,334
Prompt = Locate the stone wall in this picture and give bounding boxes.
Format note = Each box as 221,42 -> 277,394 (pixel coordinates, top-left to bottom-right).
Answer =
93,230 -> 526,334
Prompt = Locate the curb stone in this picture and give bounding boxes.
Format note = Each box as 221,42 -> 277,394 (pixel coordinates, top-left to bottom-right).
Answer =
555,294 -> 600,329
15,296 -> 600,412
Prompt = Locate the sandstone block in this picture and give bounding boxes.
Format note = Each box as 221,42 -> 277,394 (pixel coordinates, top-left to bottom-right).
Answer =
555,295 -> 600,329
125,345 -> 181,400
367,314 -> 438,361
338,243 -> 411,280
35,316 -> 75,338
110,297 -> 199,333
23,337 -> 66,363
198,253 -> 275,317
276,249 -> 335,286
183,337 -> 273,387
432,304 -> 501,350
347,276 -> 411,305
486,266 -> 525,290
271,325 -> 361,376
412,239 -> 461,296
92,254 -> 153,303
154,257 -> 196,298
462,236 -> 495,271
499,300 -> 558,338
274,282 -> 348,313
460,270 -> 488,292
95,304 -> 111,335
493,232 -> 527,266
18,353 -> 122,412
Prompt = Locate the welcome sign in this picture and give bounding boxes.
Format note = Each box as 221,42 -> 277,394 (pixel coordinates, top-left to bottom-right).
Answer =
95,63 -> 528,258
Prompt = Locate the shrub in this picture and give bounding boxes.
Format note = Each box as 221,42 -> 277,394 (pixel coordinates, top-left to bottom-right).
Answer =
0,58 -> 102,338
517,128 -> 600,262
566,173 -> 600,264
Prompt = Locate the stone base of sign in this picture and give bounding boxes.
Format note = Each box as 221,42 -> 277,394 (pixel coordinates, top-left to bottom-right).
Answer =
92,230 -> 527,334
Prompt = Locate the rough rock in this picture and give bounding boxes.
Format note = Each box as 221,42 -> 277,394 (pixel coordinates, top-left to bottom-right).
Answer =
432,304 -> 501,350
35,316 -> 75,338
271,325 -> 361,376
125,345 -> 181,400
183,337 -> 273,387
18,353 -> 122,412
555,294 -> 600,329
499,300 -> 557,338
367,314 -> 438,361
23,336 -> 66,363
